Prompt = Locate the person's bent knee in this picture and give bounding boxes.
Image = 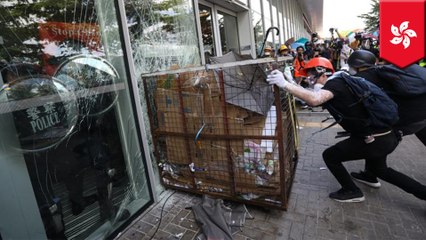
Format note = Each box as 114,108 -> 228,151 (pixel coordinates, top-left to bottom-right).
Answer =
322,147 -> 335,163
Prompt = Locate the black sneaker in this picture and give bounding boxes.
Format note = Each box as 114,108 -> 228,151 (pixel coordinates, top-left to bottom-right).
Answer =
351,171 -> 381,188
329,188 -> 365,203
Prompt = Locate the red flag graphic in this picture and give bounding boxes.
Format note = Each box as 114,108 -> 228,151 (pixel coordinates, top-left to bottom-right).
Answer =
39,22 -> 101,75
380,0 -> 425,68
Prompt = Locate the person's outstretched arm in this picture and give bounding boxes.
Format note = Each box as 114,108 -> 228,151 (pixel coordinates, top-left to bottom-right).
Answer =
267,70 -> 334,106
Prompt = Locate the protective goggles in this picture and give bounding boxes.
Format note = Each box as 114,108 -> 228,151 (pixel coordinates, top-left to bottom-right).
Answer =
306,66 -> 332,85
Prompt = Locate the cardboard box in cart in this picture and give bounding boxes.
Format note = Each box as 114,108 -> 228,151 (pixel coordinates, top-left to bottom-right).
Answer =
147,62 -> 298,209
155,87 -> 280,188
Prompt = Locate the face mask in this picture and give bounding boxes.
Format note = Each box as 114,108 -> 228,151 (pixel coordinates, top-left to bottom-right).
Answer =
313,83 -> 324,91
348,67 -> 357,75
307,75 -> 318,86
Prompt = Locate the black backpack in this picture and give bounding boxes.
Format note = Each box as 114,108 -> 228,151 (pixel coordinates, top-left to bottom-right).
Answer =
374,64 -> 426,96
327,72 -> 399,129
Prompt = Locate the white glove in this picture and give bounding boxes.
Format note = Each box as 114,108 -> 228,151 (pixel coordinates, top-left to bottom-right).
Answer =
283,66 -> 296,84
266,69 -> 287,89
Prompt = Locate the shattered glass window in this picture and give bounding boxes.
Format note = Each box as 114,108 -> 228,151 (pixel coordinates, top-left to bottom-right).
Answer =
124,0 -> 202,196
125,0 -> 201,76
0,1 -> 152,239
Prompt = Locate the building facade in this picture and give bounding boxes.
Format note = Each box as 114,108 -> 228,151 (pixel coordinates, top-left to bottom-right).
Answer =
0,0 -> 322,239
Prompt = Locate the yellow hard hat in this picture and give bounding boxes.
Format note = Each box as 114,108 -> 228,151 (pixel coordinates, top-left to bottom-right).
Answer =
279,44 -> 288,51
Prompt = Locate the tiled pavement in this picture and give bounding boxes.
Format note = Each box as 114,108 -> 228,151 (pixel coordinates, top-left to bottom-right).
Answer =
117,111 -> 426,240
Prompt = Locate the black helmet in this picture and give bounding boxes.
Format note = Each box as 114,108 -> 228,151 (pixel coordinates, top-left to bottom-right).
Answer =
347,50 -> 377,68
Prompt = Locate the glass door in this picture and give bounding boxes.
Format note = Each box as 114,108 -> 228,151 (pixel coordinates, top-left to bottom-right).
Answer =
198,2 -> 240,58
0,1 -> 152,239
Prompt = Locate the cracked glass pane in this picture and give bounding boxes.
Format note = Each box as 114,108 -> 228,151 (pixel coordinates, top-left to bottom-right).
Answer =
124,0 -> 201,195
0,1 -> 152,239
125,0 -> 201,76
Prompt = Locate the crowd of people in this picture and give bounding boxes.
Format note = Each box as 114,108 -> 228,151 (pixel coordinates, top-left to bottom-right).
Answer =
264,31 -> 380,78
264,30 -> 426,203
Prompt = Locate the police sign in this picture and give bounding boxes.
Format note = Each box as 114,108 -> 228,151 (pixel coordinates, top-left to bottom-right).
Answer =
1,75 -> 78,152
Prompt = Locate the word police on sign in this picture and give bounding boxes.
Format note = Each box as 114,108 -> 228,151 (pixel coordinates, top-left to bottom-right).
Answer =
26,103 -> 61,134
1,75 -> 77,152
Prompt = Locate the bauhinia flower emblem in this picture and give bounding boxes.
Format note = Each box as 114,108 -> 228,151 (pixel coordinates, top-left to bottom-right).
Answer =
390,21 -> 417,49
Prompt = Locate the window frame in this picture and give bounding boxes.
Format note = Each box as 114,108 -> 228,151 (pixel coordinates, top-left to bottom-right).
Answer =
197,0 -> 241,63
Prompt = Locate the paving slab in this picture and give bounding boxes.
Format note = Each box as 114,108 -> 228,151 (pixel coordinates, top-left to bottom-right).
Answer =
117,112 -> 426,240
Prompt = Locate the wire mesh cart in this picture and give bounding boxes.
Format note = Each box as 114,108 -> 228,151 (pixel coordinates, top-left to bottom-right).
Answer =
142,56 -> 299,209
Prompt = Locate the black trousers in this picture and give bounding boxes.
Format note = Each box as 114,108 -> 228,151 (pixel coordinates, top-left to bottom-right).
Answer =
361,121 -> 426,188
323,131 -> 426,200
397,119 -> 426,145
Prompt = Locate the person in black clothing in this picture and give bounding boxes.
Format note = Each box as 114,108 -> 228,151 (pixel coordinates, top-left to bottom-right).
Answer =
347,50 -> 426,187
65,114 -> 130,221
266,57 -> 426,202
360,38 -> 380,59
304,41 -> 315,60
320,40 -> 333,62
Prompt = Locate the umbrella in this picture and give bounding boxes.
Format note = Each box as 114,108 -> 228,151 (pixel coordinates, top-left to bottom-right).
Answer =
341,28 -> 364,37
285,37 -> 295,46
290,42 -> 305,50
210,52 -> 275,116
192,195 -> 233,240
362,33 -> 378,40
295,37 -> 309,44
346,31 -> 360,45
191,195 -> 252,240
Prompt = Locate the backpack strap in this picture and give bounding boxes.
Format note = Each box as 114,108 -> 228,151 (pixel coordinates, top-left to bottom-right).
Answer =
338,73 -> 372,124
311,74 -> 369,135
